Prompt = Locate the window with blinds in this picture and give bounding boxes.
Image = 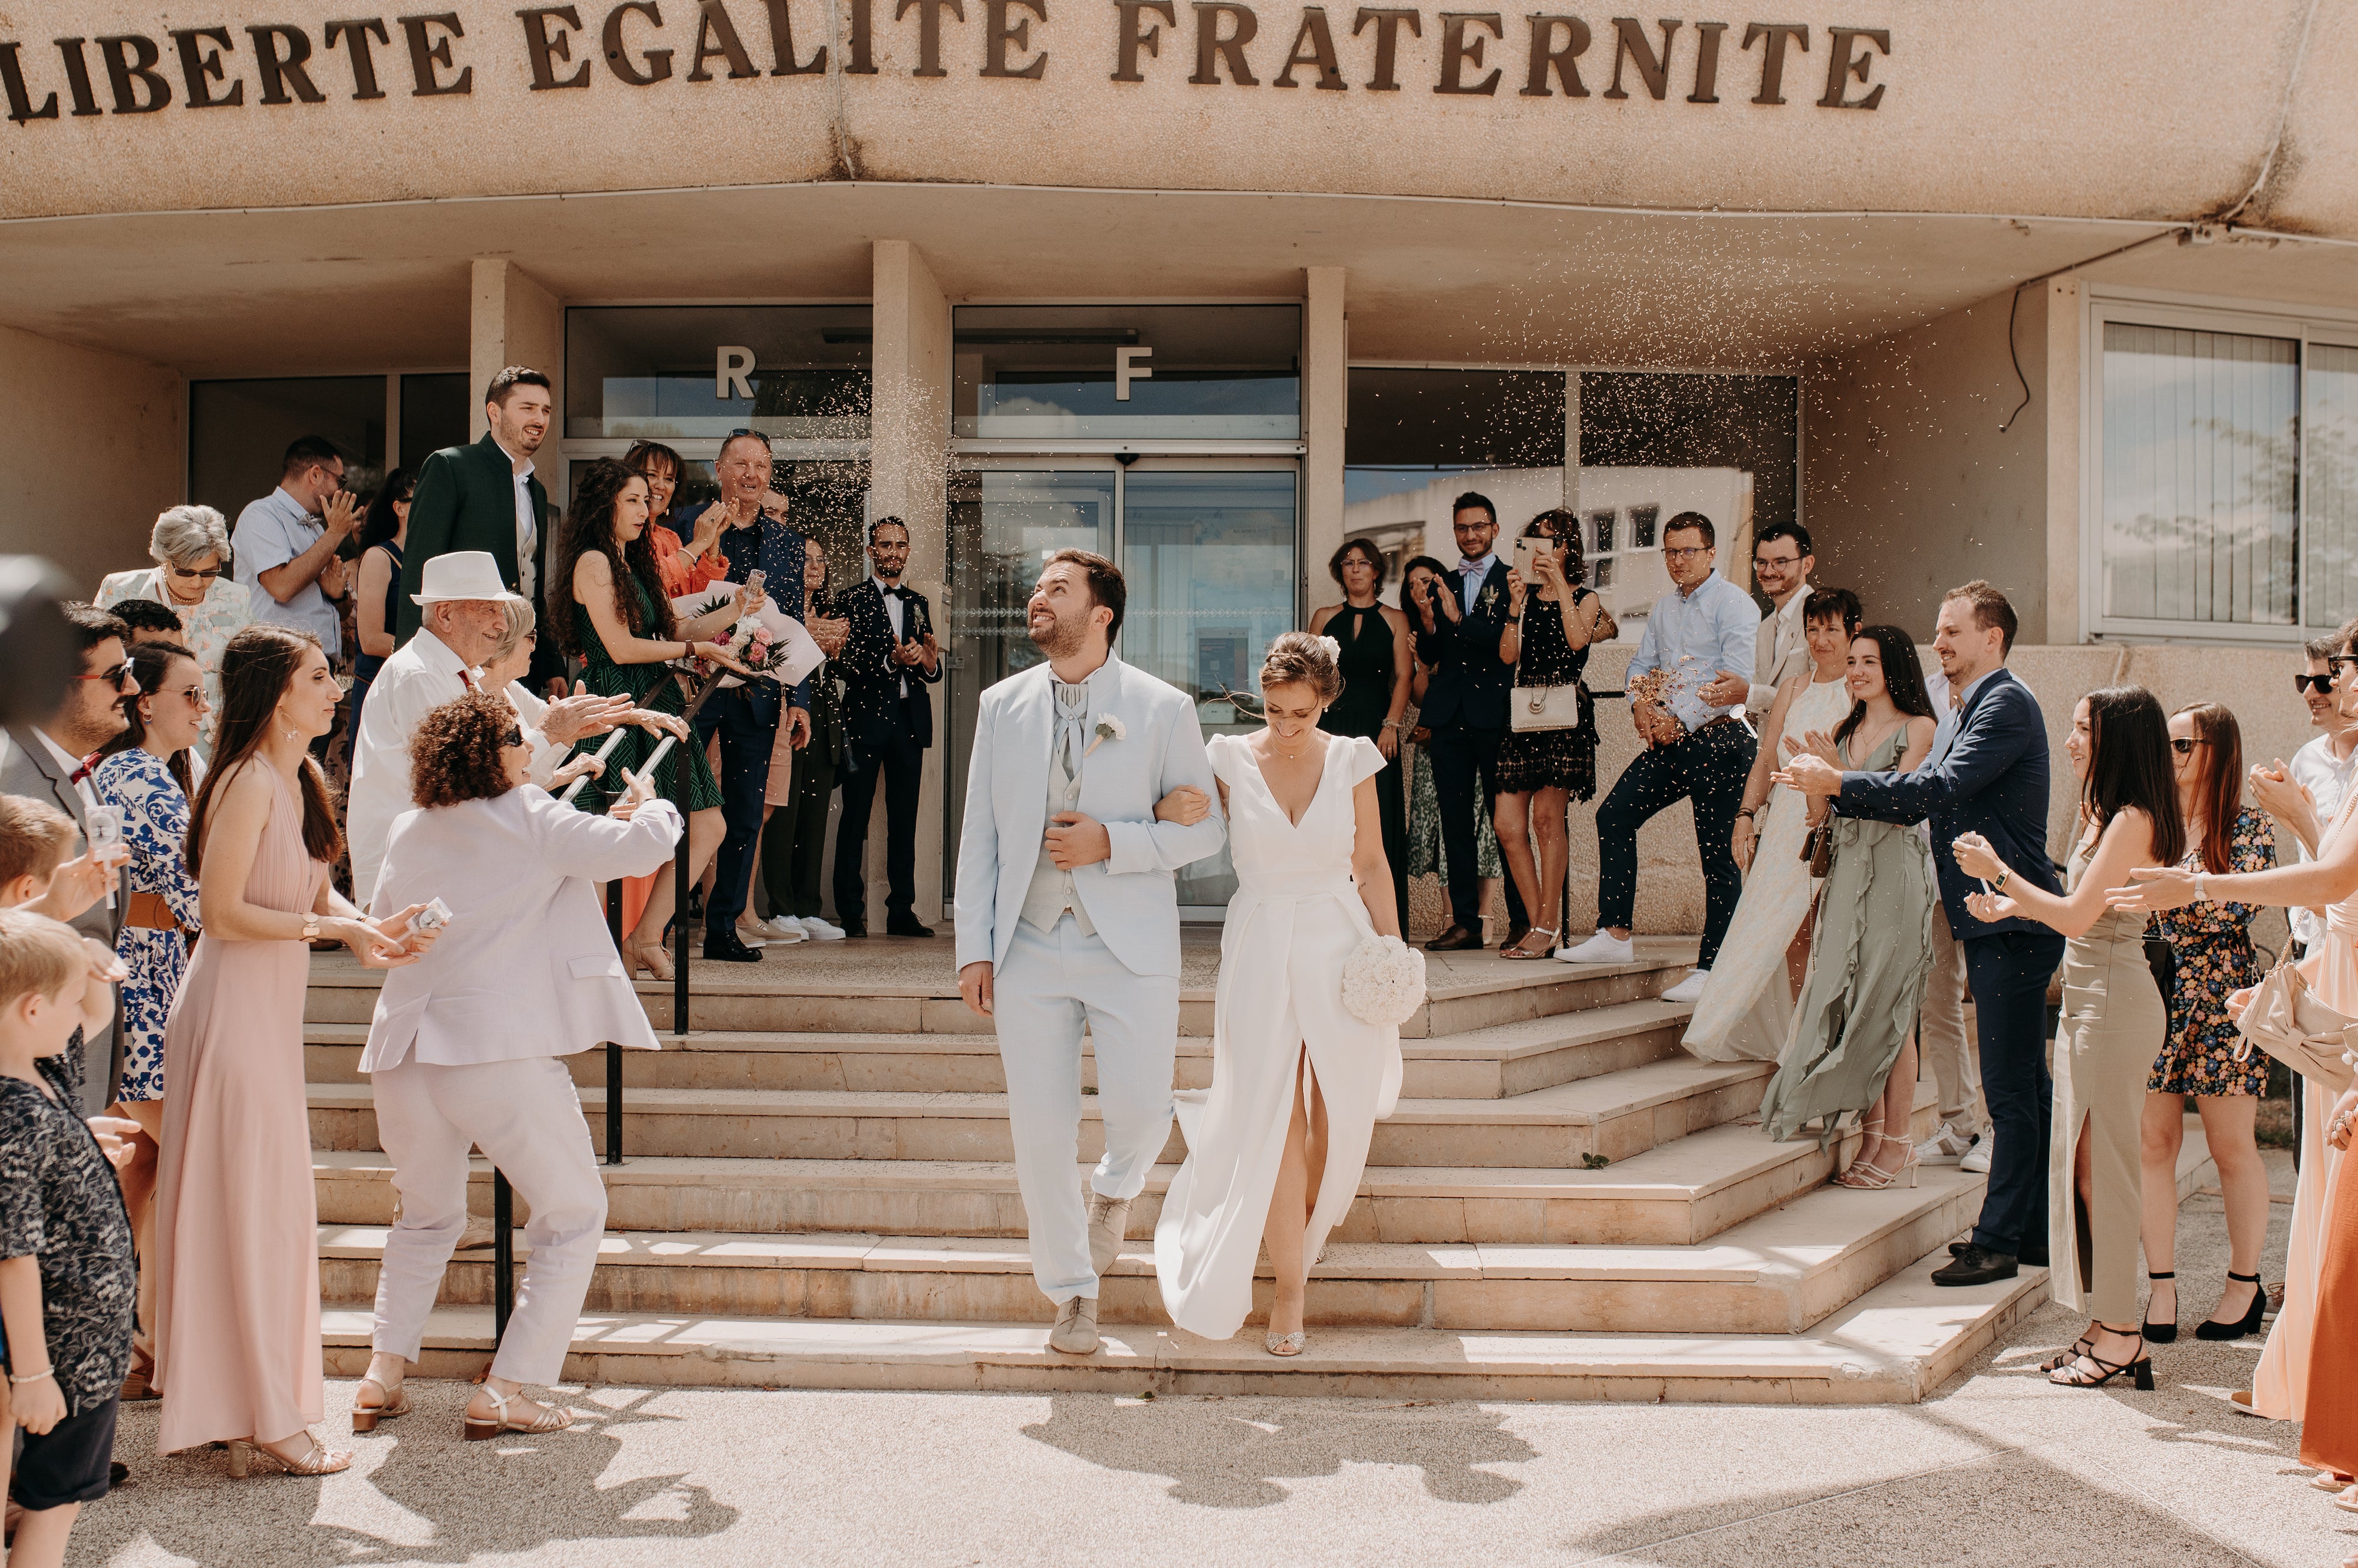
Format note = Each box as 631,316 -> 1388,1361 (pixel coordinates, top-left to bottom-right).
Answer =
2100,322 -> 2299,628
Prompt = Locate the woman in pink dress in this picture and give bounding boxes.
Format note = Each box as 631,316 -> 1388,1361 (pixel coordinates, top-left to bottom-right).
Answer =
152,625 -> 430,1477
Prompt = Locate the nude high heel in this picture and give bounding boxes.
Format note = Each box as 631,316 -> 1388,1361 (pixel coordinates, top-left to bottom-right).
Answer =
625,940 -> 675,981
463,1386 -> 576,1442
228,1433 -> 352,1477
1501,927 -> 1559,961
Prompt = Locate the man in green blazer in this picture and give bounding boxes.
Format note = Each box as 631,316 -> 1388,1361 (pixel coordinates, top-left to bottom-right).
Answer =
397,366 -> 554,651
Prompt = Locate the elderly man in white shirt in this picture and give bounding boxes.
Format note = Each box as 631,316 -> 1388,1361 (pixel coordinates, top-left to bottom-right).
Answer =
347,552 -> 647,905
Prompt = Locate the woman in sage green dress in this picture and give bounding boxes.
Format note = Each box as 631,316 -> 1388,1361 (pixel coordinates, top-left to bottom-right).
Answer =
549,456 -> 747,978
1757,626 -> 1939,1183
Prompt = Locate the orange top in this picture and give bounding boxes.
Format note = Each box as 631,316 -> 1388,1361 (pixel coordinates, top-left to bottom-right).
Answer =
649,522 -> 727,598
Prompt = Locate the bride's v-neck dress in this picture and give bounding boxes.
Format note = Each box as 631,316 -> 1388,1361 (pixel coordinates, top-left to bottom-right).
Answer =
1154,732 -> 1404,1340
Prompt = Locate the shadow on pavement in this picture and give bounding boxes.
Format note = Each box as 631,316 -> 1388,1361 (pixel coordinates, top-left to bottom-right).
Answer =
1020,1392 -> 1535,1508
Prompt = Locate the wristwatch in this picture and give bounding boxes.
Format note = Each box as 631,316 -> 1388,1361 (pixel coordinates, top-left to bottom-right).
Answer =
2194,871 -> 2208,902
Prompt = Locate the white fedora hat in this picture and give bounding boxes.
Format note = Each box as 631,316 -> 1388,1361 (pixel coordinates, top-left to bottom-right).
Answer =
410,551 -> 527,606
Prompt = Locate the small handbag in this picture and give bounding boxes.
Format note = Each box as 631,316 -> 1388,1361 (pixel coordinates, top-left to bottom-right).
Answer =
1797,818 -> 1833,878
2232,946 -> 2357,1095
1511,681 -> 1583,733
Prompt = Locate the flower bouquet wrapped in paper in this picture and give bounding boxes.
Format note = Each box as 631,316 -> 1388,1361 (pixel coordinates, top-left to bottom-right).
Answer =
669,592 -> 825,689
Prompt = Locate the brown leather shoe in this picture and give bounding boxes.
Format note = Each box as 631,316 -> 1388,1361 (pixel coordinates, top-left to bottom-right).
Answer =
1425,925 -> 1483,952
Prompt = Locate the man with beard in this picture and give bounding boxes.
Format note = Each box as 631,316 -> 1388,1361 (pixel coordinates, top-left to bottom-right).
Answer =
834,517 -> 941,938
953,550 -> 1224,1356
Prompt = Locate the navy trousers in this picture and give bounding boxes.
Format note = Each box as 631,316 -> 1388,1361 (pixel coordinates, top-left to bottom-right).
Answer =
1964,928 -> 2067,1257
696,689 -> 776,939
1595,719 -> 1756,970
1428,722 -> 1527,935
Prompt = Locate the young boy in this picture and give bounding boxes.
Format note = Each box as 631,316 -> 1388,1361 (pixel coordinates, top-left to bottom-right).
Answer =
0,906 -> 135,1568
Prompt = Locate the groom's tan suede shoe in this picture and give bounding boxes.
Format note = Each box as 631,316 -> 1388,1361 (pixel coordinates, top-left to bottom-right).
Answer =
1049,1296 -> 1100,1355
1087,1193 -> 1132,1280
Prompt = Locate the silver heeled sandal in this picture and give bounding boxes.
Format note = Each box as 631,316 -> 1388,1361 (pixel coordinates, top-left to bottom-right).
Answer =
1265,1331 -> 1306,1357
463,1386 -> 575,1442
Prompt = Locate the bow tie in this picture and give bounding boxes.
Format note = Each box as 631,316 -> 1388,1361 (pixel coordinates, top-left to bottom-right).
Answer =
68,754 -> 98,785
1458,558 -> 1489,576
880,583 -> 908,599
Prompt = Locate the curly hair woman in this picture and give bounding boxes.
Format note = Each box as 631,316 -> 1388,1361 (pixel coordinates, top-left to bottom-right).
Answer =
357,691 -> 681,1443
548,456 -> 750,977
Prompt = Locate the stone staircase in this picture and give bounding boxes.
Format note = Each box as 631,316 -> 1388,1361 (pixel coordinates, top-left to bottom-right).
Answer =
299,936 -> 2061,1404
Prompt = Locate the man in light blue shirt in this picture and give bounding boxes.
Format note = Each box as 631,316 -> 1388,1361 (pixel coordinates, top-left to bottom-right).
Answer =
232,434 -> 357,661
1559,512 -> 1758,1002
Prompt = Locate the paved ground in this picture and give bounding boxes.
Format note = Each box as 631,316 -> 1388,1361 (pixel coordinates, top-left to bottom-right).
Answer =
81,1157 -> 2343,1568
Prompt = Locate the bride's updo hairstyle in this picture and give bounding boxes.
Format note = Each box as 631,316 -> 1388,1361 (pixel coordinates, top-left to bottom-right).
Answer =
1260,631 -> 1344,706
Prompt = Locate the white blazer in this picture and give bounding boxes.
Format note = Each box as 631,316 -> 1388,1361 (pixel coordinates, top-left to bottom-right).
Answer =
363,786 -> 683,1072
953,654 -> 1224,980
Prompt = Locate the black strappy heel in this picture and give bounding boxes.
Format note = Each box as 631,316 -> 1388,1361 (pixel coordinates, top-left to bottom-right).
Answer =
2039,1333 -> 2096,1373
2049,1326 -> 2153,1390
2195,1270 -> 2267,1341
2142,1270 -> 2179,1344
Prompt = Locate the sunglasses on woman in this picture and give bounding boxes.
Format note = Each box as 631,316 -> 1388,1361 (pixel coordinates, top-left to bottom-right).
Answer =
2169,737 -> 2206,756
170,565 -> 225,581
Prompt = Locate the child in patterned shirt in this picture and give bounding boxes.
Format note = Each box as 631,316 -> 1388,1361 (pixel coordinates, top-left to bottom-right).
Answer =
0,907 -> 134,1567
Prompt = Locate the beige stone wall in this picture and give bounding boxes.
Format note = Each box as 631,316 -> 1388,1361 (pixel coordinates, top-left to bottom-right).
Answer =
1804,282 -> 2067,645
2,2 -> 2350,238
0,324 -> 183,594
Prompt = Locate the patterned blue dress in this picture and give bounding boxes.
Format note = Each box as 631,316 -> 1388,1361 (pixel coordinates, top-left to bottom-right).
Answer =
93,749 -> 202,1103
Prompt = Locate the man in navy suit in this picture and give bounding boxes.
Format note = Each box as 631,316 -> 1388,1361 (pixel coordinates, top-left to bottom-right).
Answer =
834,517 -> 941,938
674,432 -> 811,963
1411,492 -> 1527,951
1779,581 -> 2063,1286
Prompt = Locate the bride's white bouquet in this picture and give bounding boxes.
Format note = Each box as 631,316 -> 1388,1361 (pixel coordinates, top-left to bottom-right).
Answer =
1341,934 -> 1426,1028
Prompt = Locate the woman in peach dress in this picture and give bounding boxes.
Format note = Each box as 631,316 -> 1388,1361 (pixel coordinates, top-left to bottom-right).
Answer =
2111,644 -> 2358,1535
153,626 -> 427,1476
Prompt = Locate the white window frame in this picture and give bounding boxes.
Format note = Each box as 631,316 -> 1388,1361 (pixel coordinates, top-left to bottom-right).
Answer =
2081,286 -> 2358,645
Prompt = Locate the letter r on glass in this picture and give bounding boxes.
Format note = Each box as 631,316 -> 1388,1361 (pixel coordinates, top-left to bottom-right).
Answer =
718,345 -> 756,400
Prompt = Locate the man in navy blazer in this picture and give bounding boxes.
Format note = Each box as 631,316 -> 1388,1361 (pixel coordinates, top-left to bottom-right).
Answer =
1780,581 -> 2063,1286
1411,492 -> 1527,951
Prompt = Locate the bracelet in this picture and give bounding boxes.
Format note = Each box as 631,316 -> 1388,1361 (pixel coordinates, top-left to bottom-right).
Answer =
1735,808 -> 1756,822
2194,871 -> 2208,902
9,1368 -> 52,1386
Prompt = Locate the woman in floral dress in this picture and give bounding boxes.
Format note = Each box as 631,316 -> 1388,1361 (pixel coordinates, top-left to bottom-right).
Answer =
91,638 -> 209,1396
2140,702 -> 2277,1343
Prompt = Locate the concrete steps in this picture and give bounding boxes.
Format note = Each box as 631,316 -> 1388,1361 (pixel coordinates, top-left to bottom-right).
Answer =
301,996 -> 1696,1101
306,1055 -> 1769,1168
320,1251 -> 2049,1405
317,1164 -> 1988,1336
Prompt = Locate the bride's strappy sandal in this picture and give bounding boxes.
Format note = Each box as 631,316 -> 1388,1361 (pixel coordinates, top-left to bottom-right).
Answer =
1502,927 -> 1559,961
1266,1331 -> 1306,1357
464,1386 -> 577,1442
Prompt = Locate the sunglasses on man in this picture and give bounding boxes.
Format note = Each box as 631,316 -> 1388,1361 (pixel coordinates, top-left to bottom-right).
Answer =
2296,671 -> 2338,694
73,662 -> 137,690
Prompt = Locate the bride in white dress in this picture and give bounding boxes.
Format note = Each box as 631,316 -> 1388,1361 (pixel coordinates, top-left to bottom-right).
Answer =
1152,633 -> 1405,1356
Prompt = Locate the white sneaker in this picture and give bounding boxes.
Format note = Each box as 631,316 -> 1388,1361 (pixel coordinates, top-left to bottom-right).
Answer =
1659,969 -> 1710,1004
800,916 -> 847,941
1555,931 -> 1635,964
1915,1121 -> 1977,1164
767,915 -> 809,940
732,923 -> 771,947
1958,1137 -> 1992,1175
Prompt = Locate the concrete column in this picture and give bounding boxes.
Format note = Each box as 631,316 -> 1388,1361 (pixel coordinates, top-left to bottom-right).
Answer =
1302,267 -> 1348,615
2042,275 -> 2083,645
469,258 -> 564,495
867,239 -> 953,925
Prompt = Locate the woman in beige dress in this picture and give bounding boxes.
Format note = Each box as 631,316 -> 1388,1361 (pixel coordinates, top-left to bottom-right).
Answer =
1954,686 -> 2180,1389
153,625 -> 430,1475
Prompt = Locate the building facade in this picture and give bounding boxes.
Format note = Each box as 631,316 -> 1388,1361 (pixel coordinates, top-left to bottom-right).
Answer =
4,0 -> 2354,921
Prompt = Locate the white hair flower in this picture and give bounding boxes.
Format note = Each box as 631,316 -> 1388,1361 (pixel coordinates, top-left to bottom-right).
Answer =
1316,634 -> 1341,661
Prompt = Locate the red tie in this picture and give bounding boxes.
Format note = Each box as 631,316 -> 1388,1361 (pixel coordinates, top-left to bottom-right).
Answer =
459,668 -> 482,693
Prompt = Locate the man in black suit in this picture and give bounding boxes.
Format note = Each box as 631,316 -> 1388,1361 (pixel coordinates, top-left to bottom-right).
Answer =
834,517 -> 942,938
1411,492 -> 1527,952
1779,581 -> 2063,1286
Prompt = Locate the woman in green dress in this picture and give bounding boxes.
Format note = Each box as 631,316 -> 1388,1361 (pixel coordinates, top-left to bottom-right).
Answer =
549,456 -> 749,977
1758,625 -> 1939,1184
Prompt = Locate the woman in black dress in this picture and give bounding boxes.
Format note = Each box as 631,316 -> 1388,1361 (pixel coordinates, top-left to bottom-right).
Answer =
1309,538 -> 1413,926
1496,509 -> 1613,960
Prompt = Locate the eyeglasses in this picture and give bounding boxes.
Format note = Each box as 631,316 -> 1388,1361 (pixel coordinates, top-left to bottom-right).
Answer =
2170,737 -> 2207,756
722,427 -> 776,451
155,685 -> 204,708
169,565 -> 224,580
1753,553 -> 1800,569
499,727 -> 526,748
2296,672 -> 2337,694
1662,546 -> 1711,560
2330,655 -> 2358,673
73,663 -> 137,690
1451,519 -> 1493,532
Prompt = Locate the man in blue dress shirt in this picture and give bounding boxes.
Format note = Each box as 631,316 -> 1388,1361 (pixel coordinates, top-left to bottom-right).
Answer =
1559,512 -> 1758,1006
1778,581 -> 2063,1286
232,434 -> 356,662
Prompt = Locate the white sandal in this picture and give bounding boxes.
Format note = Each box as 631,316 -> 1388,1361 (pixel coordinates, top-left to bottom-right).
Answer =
464,1386 -> 575,1442
351,1375 -> 410,1433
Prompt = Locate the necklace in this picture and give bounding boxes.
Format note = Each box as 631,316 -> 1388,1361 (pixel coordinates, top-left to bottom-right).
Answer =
1266,735 -> 1316,762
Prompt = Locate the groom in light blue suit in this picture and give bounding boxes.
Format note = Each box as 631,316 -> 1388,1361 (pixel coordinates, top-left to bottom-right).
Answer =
956,550 -> 1226,1355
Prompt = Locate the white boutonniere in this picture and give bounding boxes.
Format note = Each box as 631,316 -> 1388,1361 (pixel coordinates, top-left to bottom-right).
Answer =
1082,714 -> 1124,762
1478,585 -> 1499,612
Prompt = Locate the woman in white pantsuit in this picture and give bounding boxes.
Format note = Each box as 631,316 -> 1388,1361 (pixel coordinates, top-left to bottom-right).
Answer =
353,692 -> 681,1439
1155,633 -> 1405,1355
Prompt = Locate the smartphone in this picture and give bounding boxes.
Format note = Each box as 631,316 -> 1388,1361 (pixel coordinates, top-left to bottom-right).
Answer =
411,896 -> 455,933
85,803 -> 125,861
1511,537 -> 1550,584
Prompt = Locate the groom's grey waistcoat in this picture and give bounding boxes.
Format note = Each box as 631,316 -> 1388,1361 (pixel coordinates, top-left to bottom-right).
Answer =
954,654 -> 1224,979
1020,681 -> 1097,936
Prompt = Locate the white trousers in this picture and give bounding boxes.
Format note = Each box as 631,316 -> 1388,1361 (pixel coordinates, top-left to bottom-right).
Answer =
369,1054 -> 607,1386
993,915 -> 1180,1303
1920,901 -> 1986,1136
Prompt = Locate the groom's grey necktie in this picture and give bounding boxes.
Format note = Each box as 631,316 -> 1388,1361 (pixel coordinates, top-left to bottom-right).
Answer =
1021,677 -> 1099,935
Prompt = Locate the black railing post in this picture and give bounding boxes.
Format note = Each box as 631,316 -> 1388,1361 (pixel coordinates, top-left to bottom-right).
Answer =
672,723 -> 693,1037
605,879 -> 625,1167
492,1168 -> 515,1343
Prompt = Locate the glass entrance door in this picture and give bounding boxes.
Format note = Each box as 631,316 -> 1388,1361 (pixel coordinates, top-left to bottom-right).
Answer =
944,461 -> 1299,912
